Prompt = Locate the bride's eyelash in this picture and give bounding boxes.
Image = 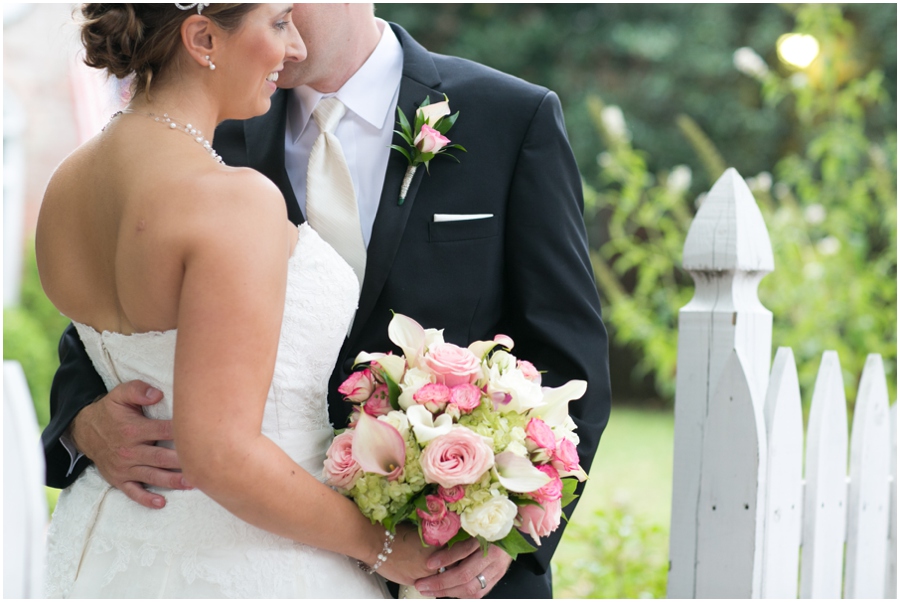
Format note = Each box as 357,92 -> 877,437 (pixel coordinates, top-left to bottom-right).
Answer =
275,19 -> 289,31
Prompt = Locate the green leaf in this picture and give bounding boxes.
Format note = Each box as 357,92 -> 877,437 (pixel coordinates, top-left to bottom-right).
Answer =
389,145 -> 413,164
396,106 -> 412,138
476,536 -> 491,556
494,528 -> 538,560
439,153 -> 461,164
447,144 -> 467,152
381,368 -> 402,411
393,129 -> 414,147
434,111 -> 460,135
419,97 -> 432,108
446,528 -> 472,549
561,478 -> 580,508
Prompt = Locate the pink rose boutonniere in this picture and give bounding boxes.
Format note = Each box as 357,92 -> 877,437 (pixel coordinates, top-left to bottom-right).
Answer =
391,95 -> 466,205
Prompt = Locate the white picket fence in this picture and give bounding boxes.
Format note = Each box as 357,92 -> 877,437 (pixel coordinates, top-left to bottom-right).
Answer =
666,169 -> 897,598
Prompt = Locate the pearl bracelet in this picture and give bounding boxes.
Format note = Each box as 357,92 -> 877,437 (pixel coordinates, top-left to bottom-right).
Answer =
358,529 -> 395,574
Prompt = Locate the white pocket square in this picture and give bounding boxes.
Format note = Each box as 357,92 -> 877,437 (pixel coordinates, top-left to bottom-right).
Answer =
433,213 -> 494,223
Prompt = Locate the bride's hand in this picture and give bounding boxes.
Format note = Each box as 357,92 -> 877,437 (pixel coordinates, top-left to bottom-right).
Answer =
375,524 -> 434,585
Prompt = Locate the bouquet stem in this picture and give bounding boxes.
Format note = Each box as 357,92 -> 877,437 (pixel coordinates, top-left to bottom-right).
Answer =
399,584 -> 433,599
398,165 -> 418,205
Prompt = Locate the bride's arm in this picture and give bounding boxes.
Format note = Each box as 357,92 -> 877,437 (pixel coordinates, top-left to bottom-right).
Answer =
171,171 -> 430,584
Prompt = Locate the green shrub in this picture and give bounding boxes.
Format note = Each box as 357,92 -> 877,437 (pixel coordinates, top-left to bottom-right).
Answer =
552,504 -> 669,598
587,4 -> 897,408
3,242 -> 69,429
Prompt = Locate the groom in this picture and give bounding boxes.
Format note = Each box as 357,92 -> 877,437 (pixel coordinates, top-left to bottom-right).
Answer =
42,5 -> 610,599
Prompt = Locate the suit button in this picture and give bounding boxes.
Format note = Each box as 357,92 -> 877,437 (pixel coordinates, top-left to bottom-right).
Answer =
343,358 -> 355,373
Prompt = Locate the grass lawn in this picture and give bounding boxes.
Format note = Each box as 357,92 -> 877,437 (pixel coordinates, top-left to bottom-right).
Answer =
552,405 -> 675,598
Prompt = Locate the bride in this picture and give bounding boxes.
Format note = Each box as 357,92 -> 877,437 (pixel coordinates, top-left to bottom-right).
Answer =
37,4 -> 433,598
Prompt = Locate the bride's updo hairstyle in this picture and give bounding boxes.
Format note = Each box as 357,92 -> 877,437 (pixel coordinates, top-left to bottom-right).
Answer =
80,3 -> 256,98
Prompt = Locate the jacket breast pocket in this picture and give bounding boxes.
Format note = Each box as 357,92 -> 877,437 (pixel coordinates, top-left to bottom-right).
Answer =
428,217 -> 499,243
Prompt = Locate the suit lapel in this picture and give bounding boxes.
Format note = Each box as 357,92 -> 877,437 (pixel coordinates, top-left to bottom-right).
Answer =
348,25 -> 443,346
243,89 -> 305,225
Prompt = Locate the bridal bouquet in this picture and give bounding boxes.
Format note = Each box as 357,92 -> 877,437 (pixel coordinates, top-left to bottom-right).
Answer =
323,314 -> 587,559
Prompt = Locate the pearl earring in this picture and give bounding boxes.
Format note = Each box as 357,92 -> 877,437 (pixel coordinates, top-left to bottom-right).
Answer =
205,55 -> 216,71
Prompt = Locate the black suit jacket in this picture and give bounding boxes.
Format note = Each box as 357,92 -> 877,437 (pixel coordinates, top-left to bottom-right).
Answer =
42,24 -> 610,599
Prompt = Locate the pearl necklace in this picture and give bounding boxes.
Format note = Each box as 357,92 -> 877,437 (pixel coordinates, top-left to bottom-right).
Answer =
108,110 -> 225,165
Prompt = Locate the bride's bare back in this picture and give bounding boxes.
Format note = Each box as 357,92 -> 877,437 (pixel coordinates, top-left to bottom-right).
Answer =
36,114 -> 296,336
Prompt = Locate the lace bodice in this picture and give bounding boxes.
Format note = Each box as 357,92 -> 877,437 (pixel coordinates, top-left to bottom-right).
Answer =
72,222 -> 357,459
45,224 -> 387,598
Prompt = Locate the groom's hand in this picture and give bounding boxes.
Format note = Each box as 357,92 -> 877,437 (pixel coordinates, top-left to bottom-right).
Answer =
70,380 -> 190,509
414,539 -> 512,598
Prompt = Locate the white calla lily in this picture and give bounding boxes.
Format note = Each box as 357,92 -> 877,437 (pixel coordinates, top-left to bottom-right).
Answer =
468,340 -> 498,360
535,380 -> 587,427
388,313 -> 426,368
493,451 -> 552,493
351,410 -> 406,479
424,328 -> 445,350
417,100 -> 451,125
406,404 -> 454,443
375,354 -> 407,384
353,351 -> 387,367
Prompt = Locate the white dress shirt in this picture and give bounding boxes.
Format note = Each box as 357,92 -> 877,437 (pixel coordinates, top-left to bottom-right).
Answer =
285,20 -> 404,248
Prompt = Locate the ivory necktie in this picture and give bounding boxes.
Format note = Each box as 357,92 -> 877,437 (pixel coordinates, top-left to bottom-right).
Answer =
306,97 -> 367,288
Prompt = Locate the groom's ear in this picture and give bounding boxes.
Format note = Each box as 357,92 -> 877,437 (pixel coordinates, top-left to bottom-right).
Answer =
180,15 -> 218,69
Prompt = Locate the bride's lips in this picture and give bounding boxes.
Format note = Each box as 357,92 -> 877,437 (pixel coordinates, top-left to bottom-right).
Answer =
265,69 -> 281,92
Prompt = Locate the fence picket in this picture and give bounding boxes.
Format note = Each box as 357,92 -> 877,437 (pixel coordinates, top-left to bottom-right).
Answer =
887,402 -> 897,599
668,168 -> 774,598
799,351 -> 849,598
760,347 -> 803,598
844,354 -> 890,597
696,349 -> 767,598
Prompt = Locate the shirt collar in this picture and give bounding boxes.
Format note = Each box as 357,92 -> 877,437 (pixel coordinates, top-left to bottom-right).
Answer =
288,19 -> 403,143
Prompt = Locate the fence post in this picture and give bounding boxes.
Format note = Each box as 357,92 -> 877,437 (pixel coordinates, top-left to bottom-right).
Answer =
887,402 -> 897,599
799,351 -> 848,598
3,360 -> 47,598
844,354 -> 891,598
695,349 -> 767,597
760,347 -> 804,597
668,168 -> 774,597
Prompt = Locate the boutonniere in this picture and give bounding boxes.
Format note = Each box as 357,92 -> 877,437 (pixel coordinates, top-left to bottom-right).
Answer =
391,95 -> 467,205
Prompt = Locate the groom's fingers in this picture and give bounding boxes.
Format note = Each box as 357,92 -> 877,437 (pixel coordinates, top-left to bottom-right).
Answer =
120,480 -> 168,510
415,544 -> 511,599
425,537 -> 479,571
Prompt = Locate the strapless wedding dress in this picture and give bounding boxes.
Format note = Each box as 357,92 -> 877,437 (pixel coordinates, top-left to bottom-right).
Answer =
45,224 -> 388,599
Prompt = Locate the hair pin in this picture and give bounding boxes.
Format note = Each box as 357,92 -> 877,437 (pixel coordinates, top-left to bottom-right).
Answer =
174,3 -> 208,15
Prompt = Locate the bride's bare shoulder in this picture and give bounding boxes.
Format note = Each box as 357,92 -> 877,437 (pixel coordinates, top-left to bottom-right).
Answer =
168,164 -> 289,256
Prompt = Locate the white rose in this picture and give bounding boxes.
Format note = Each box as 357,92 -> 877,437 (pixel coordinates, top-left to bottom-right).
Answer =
379,410 -> 410,439
488,350 -> 516,373
460,496 -> 518,542
489,365 -> 543,414
398,368 -> 435,410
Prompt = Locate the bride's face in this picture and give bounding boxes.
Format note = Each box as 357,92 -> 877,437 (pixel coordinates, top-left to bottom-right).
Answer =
216,4 -> 305,119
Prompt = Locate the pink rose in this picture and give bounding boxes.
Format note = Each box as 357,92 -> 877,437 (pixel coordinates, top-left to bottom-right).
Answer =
530,464 -> 563,504
363,384 -> 392,417
414,124 -> 451,154
413,383 -> 451,413
438,485 -> 466,503
516,499 -> 561,545
424,343 -> 482,387
416,494 -> 447,521
338,369 -> 377,402
552,438 -> 580,473
449,383 -> 482,414
420,428 -> 495,488
421,510 -> 462,547
323,431 -> 362,490
517,360 -> 542,384
525,418 -> 556,452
